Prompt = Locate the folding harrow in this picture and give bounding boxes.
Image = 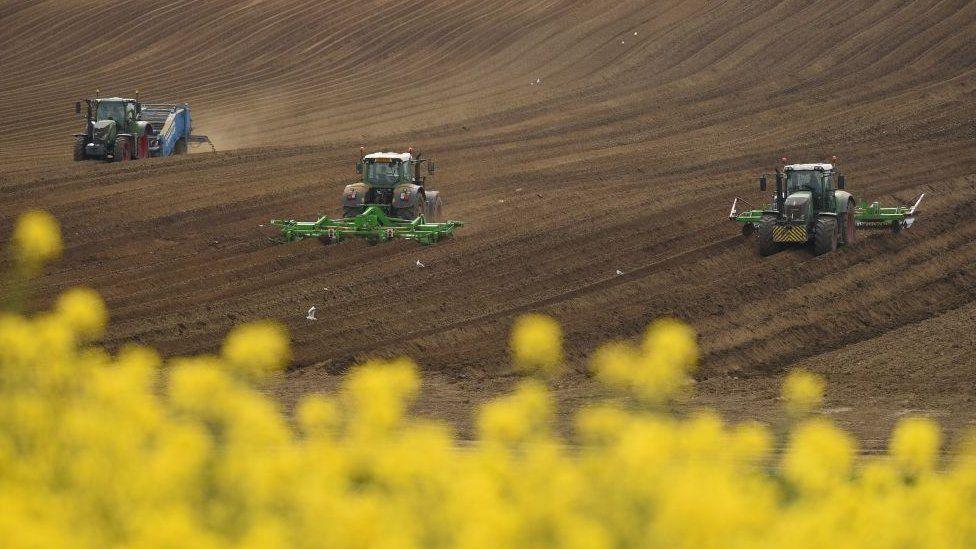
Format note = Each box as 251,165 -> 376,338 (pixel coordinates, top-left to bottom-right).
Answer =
271,206 -> 463,246
853,193 -> 924,232
731,193 -> 924,234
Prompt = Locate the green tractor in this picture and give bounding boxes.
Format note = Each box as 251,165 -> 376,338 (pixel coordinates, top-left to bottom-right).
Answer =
270,148 -> 463,246
729,159 -> 923,256
73,96 -> 154,162
343,147 -> 443,221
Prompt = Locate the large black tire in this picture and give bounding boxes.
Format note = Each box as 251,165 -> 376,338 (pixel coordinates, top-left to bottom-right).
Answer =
396,194 -> 427,220
426,194 -> 443,222
839,199 -> 856,246
342,207 -> 362,218
173,139 -> 187,155
813,217 -> 838,256
757,214 -> 781,257
73,137 -> 86,161
112,138 -> 131,163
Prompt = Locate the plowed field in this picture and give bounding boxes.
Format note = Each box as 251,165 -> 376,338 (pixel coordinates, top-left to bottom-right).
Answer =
2,0 -> 976,445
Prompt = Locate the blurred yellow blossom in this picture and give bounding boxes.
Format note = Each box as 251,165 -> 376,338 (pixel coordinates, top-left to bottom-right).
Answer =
221,320 -> 290,378
890,416 -> 941,476
343,358 -> 418,436
591,319 -> 696,403
783,417 -> 857,494
478,380 -> 552,444
11,209 -> 62,269
0,211 -> 975,548
510,313 -> 564,376
55,287 -> 108,340
782,368 -> 825,417
641,317 -> 698,373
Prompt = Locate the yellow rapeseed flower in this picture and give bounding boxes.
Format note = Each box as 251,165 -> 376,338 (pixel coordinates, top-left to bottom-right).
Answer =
297,395 -> 340,438
6,213 -> 976,549
12,209 -> 62,269
221,320 -> 291,378
890,416 -> 941,476
343,358 -> 419,435
591,319 -> 698,403
478,380 -> 552,444
729,421 -> 773,462
782,369 -> 825,417
783,417 -> 856,494
510,313 -> 564,377
55,287 -> 108,340
641,318 -> 698,373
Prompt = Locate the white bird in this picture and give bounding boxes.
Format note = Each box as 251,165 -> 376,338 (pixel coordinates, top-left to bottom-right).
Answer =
306,306 -> 317,321
615,269 -> 624,276
416,260 -> 425,268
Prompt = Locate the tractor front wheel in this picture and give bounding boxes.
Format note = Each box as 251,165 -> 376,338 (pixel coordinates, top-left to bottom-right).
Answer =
757,215 -> 781,257
73,137 -> 86,161
813,217 -> 838,256
174,139 -> 187,155
342,207 -> 363,218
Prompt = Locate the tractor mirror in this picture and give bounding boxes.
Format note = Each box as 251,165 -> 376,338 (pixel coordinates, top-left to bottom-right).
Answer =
759,176 -> 767,191
356,163 -> 363,174
75,101 -> 81,115
837,175 -> 845,189
428,162 -> 436,174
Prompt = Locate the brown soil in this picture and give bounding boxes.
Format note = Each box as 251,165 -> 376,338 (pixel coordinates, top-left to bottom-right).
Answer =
2,1 -> 976,449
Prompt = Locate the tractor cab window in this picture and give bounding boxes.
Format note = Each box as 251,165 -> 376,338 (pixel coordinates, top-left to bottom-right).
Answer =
95,102 -> 126,126
364,159 -> 403,185
786,170 -> 824,195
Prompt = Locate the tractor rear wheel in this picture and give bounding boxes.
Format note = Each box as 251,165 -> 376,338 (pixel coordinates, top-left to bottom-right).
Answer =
397,195 -> 427,221
342,207 -> 362,218
174,139 -> 187,155
757,214 -> 781,257
73,137 -> 86,161
813,217 -> 838,256
426,194 -> 443,222
839,199 -> 856,246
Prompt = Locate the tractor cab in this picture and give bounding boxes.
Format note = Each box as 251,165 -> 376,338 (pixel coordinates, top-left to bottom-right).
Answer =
94,99 -> 137,126
782,163 -> 843,209
359,152 -> 416,188
345,148 -> 442,221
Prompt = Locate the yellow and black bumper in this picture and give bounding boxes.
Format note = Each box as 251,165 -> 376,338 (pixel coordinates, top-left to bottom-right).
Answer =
772,225 -> 808,243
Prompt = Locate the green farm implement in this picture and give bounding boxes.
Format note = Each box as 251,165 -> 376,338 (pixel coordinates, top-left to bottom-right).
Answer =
729,159 -> 924,256
272,206 -> 462,246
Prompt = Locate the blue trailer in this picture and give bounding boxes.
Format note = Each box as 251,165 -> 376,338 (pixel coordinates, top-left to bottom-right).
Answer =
73,96 -> 214,162
138,102 -> 214,157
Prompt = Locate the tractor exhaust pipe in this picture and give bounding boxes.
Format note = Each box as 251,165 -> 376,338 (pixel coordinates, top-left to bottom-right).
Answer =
774,169 -> 784,212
